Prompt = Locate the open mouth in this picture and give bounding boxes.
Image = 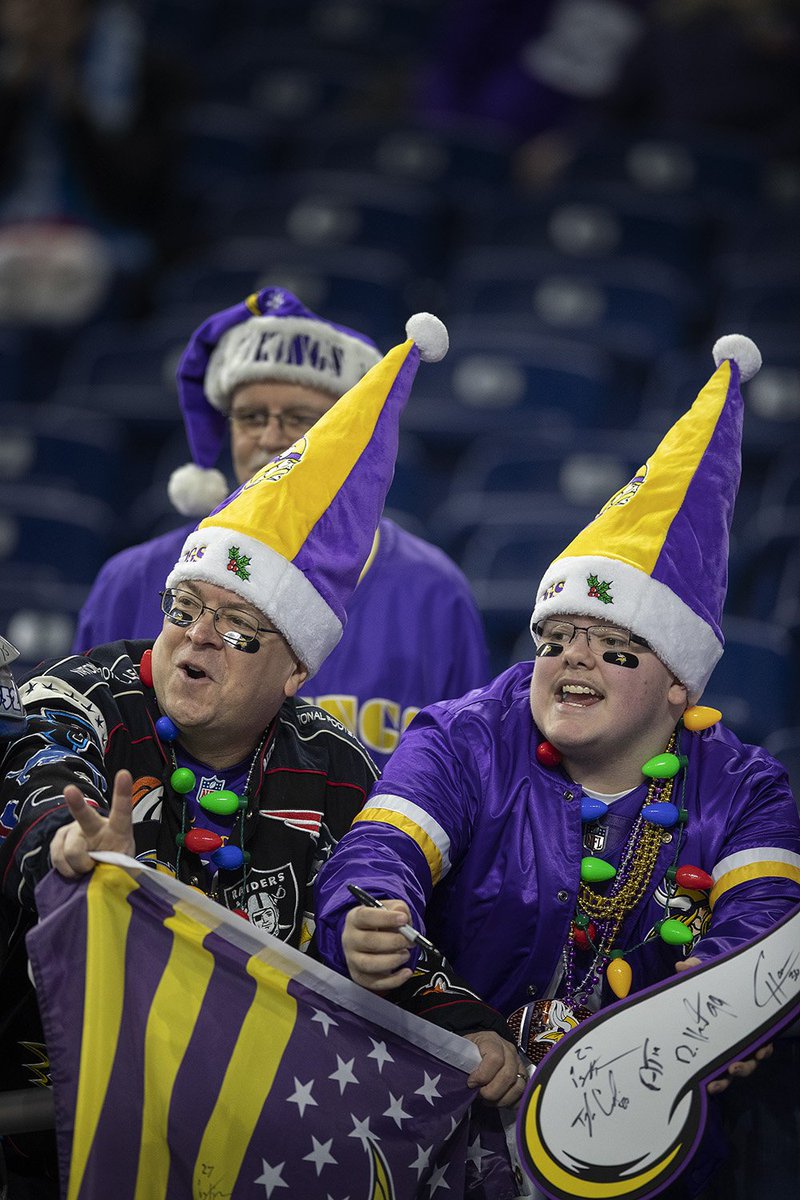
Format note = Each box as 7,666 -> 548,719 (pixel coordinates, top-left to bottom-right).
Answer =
558,683 -> 602,707
181,664 -> 210,682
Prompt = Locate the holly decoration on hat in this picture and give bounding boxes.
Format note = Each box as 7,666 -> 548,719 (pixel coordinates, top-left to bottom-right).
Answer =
226,545 -> 252,581
587,574 -> 613,604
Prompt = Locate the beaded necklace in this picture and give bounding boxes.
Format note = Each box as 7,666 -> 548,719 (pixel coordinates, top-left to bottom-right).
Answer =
563,732 -> 687,1006
510,705 -> 721,1063
155,712 -> 273,912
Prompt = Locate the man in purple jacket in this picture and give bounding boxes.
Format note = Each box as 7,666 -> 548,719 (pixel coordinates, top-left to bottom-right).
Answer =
72,288 -> 490,769
314,336 -> 800,1191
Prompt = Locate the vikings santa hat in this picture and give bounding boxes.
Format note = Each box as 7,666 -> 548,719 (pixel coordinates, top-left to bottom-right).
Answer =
168,287 -> 384,517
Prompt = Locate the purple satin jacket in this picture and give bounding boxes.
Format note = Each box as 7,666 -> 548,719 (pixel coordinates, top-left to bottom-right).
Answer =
315,661 -> 800,1018
72,518 -> 490,769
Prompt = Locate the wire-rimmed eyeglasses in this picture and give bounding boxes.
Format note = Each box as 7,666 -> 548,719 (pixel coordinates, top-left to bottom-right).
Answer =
532,618 -> 651,653
160,589 -> 285,652
228,408 -> 321,437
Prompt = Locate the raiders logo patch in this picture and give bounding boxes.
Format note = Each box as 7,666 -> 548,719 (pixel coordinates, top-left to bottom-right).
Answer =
222,863 -> 300,939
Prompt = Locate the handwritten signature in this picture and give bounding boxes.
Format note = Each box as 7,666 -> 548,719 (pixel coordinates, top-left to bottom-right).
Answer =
196,1164 -> 231,1200
753,947 -> 800,1009
675,992 -> 736,1063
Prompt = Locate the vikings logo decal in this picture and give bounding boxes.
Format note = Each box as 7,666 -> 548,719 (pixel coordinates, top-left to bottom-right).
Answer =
597,463 -> 648,515
245,437 -> 309,487
648,877 -> 711,948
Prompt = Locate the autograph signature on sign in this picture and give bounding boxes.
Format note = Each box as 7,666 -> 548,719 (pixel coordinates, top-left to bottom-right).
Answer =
517,904 -> 800,1199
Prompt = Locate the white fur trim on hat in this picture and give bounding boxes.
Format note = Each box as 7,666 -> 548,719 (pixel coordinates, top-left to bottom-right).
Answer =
166,525 -> 343,676
204,316 -> 383,411
168,464 -> 230,517
531,555 -> 722,703
405,312 -> 449,362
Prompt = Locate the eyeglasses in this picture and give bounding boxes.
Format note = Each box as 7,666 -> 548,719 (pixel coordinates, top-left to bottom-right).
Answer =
228,408 -> 322,437
532,618 -> 651,653
160,589 -> 285,651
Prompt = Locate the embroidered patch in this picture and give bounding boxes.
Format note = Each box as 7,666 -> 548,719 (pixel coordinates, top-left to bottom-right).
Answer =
223,863 -> 300,938
541,580 -> 566,602
226,545 -> 252,581
197,774 -> 225,802
587,574 -> 613,604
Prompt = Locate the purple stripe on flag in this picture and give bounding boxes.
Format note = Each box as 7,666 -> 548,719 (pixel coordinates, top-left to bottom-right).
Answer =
27,871 -> 91,1191
164,928 -> 258,1197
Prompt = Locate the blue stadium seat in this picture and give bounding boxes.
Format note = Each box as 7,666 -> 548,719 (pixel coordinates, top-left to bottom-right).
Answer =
0,330 -> 25,409
404,331 -> 618,454
205,169 -> 448,274
562,127 -> 764,209
447,248 -> 701,361
0,483 -> 114,586
727,508 -> 800,629
701,616 -> 794,747
464,182 -> 709,277
452,512 -> 599,672
285,115 -> 515,207
155,241 -> 413,349
434,429 -> 650,541
0,579 -> 89,678
0,404 -> 124,508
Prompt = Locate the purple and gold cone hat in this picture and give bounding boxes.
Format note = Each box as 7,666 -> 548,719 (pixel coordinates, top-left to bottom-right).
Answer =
532,335 -> 762,702
166,313 -> 449,676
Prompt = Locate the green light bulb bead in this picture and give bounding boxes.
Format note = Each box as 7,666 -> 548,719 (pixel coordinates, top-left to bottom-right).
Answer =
580,856 -> 617,883
199,789 -> 241,817
170,768 -> 196,794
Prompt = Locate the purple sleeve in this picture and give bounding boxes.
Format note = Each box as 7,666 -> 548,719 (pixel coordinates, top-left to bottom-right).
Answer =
693,757 -> 800,963
313,703 -> 482,972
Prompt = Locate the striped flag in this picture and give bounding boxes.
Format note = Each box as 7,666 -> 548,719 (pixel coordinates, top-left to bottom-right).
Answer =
27,856 -> 491,1200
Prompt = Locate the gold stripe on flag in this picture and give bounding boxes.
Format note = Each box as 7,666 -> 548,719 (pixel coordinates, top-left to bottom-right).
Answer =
134,909 -> 217,1200
68,866 -> 138,1200
192,949 -> 298,1193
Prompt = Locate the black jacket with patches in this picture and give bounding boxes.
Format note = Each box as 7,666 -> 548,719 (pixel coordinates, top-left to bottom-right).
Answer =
0,640 -> 376,1158
0,640 -> 377,934
0,641 -> 513,1181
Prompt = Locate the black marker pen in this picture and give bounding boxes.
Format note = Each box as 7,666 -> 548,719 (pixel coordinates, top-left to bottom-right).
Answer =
347,883 -> 440,957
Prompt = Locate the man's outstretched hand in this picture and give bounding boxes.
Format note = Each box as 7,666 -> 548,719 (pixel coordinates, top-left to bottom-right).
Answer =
50,769 -> 135,878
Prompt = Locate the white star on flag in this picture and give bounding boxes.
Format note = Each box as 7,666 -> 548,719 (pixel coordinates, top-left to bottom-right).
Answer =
329,1054 -> 359,1094
367,1038 -> 395,1072
414,1071 -> 442,1104
428,1162 -> 451,1194
311,1008 -> 338,1036
409,1144 -> 432,1180
303,1135 -> 337,1176
255,1160 -> 288,1197
383,1092 -> 411,1129
467,1134 -> 490,1167
348,1114 -> 374,1147
286,1077 -> 317,1117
